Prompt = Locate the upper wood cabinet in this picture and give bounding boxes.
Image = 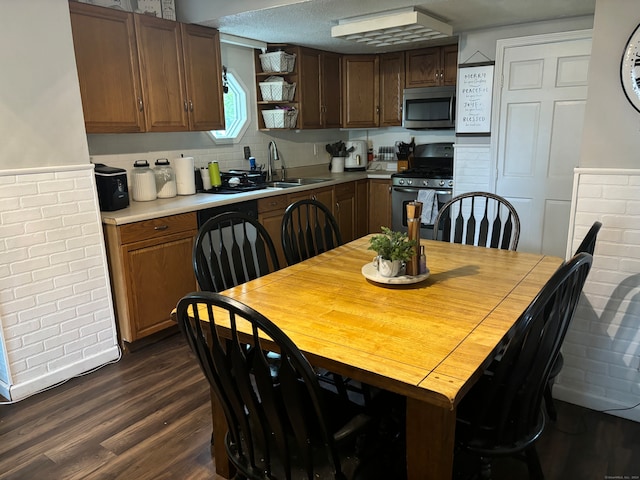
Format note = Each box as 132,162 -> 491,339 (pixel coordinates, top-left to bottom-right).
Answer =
320,51 -> 342,128
342,55 -> 380,128
180,24 -> 225,131
342,52 -> 405,128
379,52 -> 405,127
405,44 -> 458,88
69,2 -> 223,133
69,2 -> 146,133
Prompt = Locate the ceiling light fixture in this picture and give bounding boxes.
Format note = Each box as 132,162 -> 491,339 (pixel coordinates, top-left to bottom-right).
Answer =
331,8 -> 452,47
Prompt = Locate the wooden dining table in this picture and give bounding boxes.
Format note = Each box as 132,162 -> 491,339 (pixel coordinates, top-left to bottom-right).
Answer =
203,235 -> 563,480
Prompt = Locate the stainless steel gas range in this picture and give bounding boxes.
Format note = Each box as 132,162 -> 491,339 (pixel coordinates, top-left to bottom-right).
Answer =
391,143 -> 454,239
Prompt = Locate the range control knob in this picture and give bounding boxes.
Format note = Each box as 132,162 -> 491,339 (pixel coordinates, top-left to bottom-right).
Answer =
422,179 -> 429,187
407,179 -> 413,186
448,180 -> 454,187
439,180 -> 445,186
398,179 -> 405,185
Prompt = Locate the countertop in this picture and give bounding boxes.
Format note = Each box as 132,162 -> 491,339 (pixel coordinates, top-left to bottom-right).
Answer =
101,171 -> 390,225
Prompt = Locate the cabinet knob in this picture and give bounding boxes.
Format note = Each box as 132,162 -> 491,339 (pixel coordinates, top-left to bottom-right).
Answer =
183,101 -> 188,112
189,100 -> 194,112
138,98 -> 144,112
154,225 -> 169,231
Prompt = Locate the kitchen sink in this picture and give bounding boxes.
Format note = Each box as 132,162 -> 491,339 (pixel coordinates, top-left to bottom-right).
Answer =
282,178 -> 330,185
265,178 -> 331,189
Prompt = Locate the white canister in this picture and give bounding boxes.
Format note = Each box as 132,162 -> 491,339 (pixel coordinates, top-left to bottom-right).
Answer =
131,160 -> 157,202
154,158 -> 177,198
174,156 -> 196,195
331,156 -> 345,173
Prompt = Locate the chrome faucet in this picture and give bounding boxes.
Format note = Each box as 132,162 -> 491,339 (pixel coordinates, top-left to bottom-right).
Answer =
267,141 -> 285,181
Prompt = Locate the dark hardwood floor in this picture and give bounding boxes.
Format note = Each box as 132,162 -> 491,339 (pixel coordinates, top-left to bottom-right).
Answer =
1,332 -> 638,479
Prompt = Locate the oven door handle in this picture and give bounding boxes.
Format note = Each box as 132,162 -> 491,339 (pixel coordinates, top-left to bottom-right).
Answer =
393,187 -> 453,195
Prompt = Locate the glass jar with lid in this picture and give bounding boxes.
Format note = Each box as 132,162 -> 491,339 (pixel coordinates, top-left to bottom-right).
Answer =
131,160 -> 157,202
154,158 -> 177,198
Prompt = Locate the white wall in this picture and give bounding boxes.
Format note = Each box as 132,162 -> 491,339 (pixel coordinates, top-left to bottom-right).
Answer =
0,0 -> 89,169
580,0 -> 640,169
0,0 -> 119,401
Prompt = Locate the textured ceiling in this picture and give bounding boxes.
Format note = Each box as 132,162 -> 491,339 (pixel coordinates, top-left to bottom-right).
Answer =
178,0 -> 596,54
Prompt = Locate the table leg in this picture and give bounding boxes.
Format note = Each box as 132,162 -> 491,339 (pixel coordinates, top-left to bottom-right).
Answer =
210,388 -> 233,478
406,397 -> 456,480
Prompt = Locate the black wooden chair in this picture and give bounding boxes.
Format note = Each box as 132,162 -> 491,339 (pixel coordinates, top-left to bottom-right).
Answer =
193,211 -> 280,293
544,220 -> 602,421
454,252 -> 593,479
281,199 -> 342,266
176,291 -> 401,480
433,191 -> 521,251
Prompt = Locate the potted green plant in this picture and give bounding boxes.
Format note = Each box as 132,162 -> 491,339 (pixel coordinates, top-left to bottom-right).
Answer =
368,227 -> 417,277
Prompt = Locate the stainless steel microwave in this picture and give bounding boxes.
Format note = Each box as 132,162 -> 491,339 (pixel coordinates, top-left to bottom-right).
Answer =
402,85 -> 456,130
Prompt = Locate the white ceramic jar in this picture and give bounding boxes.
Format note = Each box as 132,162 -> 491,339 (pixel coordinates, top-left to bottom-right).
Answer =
154,158 -> 177,198
131,160 -> 157,202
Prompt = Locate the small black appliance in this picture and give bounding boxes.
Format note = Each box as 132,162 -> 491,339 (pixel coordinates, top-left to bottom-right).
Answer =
94,163 -> 129,211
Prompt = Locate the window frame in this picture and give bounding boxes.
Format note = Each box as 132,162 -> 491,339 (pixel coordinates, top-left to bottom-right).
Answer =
209,67 -> 250,144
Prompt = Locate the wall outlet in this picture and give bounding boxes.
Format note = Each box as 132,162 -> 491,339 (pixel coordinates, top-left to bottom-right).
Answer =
243,146 -> 251,159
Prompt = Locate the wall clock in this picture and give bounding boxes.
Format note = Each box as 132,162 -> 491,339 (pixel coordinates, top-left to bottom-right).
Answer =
621,23 -> 640,113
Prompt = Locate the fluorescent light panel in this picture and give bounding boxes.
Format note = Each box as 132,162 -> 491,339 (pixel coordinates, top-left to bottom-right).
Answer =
331,9 -> 452,47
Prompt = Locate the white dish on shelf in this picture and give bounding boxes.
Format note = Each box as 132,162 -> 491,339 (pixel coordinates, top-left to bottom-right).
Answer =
361,262 -> 430,285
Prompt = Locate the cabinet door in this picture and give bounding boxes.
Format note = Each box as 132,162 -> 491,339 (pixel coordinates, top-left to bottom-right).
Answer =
123,233 -> 196,341
368,179 -> 392,233
335,182 -> 356,242
379,52 -> 405,127
182,24 -> 225,131
298,48 -> 322,129
258,195 -> 290,266
405,47 -> 441,88
310,186 -> 334,212
69,2 -> 146,133
135,14 -> 189,132
342,55 -> 379,128
355,179 -> 369,238
441,44 -> 459,86
321,52 -> 342,128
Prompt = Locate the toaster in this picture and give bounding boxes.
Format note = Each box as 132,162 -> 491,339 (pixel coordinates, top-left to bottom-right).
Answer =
94,163 -> 129,211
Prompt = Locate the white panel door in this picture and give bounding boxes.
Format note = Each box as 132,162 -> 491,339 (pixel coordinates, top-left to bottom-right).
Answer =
492,31 -> 591,255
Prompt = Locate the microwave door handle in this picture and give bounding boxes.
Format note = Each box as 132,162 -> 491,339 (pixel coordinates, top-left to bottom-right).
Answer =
450,96 -> 455,124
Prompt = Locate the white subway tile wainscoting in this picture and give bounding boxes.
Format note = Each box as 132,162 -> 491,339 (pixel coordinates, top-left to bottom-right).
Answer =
0,165 -> 119,401
557,168 -> 640,422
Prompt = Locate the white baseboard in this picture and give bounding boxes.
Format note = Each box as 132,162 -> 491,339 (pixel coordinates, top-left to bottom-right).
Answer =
7,346 -> 121,402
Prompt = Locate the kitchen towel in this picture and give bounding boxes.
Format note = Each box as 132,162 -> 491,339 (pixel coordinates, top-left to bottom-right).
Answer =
174,156 -> 196,195
418,190 -> 439,225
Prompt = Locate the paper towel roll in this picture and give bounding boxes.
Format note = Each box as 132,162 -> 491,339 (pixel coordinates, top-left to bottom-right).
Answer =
174,156 -> 196,195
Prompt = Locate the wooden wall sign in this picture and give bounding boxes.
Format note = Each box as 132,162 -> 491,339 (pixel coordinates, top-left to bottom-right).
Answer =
456,62 -> 494,135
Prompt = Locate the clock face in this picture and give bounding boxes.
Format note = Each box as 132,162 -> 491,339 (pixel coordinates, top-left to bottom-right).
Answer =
621,23 -> 640,113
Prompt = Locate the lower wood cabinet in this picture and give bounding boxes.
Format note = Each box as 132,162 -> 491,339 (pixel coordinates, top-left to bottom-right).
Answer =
368,179 -> 392,233
257,195 -> 290,267
103,212 -> 198,345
